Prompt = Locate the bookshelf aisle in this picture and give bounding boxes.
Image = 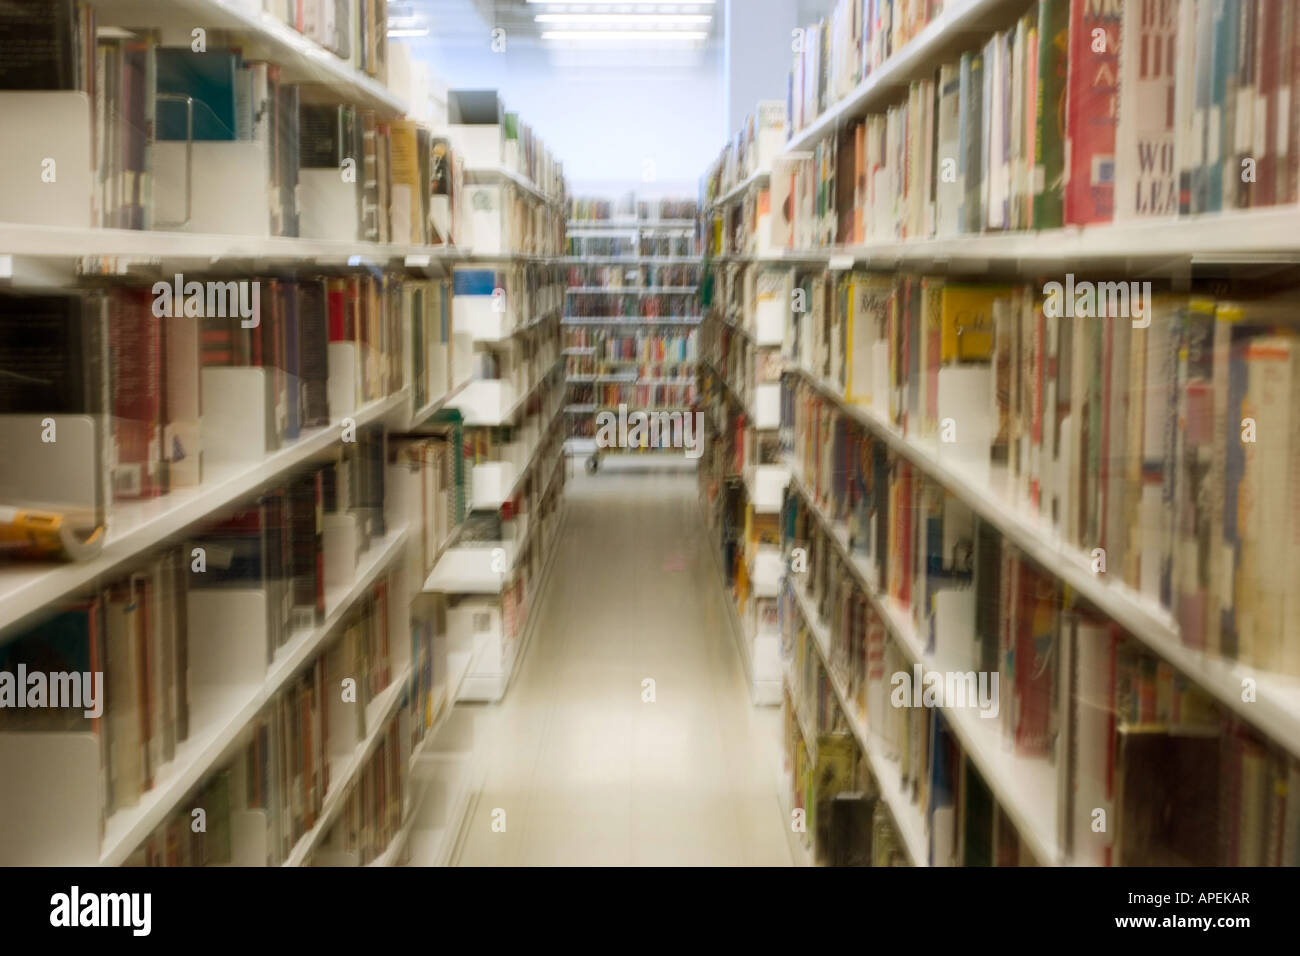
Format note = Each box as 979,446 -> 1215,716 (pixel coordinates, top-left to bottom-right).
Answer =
4,0 -> 1300,887
0,1 -> 567,865
701,0 -> 1300,868
561,195 -> 701,471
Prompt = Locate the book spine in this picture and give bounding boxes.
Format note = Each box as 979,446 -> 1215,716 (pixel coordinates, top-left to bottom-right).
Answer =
1063,0 -> 1122,225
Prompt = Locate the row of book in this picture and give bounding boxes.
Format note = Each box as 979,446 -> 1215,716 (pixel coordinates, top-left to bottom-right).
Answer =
262,0 -> 390,82
565,234 -> 699,259
783,643 -> 908,865
785,270 -> 1300,679
4,12 -> 577,250
123,601 -> 403,869
0,278 -> 405,559
785,598 -> 1043,869
389,435 -> 463,587
446,90 -> 567,203
404,277 -> 470,413
564,264 -> 701,290
567,196 -> 699,222
566,329 -> 699,365
498,459 -> 567,668
563,295 -> 702,320
0,467 -> 394,863
565,360 -> 697,383
566,383 -> 698,411
453,264 -> 566,331
782,379 -> 1300,865
309,716 -> 408,865
701,313 -> 783,421
701,102 -> 787,207
787,0 -> 940,138
772,0 -> 1300,253
407,599 -> 448,761
0,552 -> 190,825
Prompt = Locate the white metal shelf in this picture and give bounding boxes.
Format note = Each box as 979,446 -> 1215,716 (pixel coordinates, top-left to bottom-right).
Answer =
557,256 -> 701,265
713,207 -> 1300,273
0,222 -> 475,273
0,389 -> 408,640
566,286 -> 698,294
561,316 -> 702,326
463,165 -> 565,208
566,219 -> 697,231
390,752 -> 476,867
705,168 -> 769,212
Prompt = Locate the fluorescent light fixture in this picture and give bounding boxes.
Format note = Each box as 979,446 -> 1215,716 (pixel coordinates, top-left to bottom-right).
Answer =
387,28 -> 429,37
541,30 -> 708,40
528,1 -> 713,5
535,14 -> 711,24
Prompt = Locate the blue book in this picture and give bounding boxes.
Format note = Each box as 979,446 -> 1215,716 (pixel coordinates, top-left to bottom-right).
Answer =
1206,0 -> 1239,212
155,48 -> 241,141
452,268 -> 499,296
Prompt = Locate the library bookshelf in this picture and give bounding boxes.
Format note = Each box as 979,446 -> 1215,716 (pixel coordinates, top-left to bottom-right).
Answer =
701,0 -> 1300,868
0,0 -> 567,866
561,203 -> 702,472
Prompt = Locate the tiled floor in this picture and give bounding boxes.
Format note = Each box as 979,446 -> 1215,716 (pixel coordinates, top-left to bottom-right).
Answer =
453,457 -> 794,866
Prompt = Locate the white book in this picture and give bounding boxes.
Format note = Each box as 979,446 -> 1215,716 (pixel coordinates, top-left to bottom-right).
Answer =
1244,336 -> 1299,674
1116,0 -> 1180,218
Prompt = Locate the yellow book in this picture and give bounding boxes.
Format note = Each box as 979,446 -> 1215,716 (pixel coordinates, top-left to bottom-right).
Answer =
939,284 -> 1009,362
388,120 -> 424,244
0,505 -> 105,561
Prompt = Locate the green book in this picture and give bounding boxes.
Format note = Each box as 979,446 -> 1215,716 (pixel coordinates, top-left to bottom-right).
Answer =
1032,0 -> 1069,228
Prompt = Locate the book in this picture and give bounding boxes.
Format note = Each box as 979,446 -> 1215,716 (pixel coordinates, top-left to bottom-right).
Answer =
1115,0 -> 1179,218
1063,0 -> 1122,224
155,48 -> 240,141
0,0 -> 83,91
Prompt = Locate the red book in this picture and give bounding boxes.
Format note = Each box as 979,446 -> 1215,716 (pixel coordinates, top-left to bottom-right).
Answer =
1015,564 -> 1058,756
327,278 -> 347,342
109,289 -> 165,499
1287,4 -> 1300,203
1256,0 -> 1282,206
1064,0 -> 1123,224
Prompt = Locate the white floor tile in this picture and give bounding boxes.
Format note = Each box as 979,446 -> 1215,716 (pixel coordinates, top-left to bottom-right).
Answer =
453,465 -> 793,866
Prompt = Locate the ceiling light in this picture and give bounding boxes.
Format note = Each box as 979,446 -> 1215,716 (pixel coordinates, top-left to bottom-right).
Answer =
388,28 -> 430,37
528,1 -> 714,5
541,30 -> 708,40
535,14 -> 711,24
